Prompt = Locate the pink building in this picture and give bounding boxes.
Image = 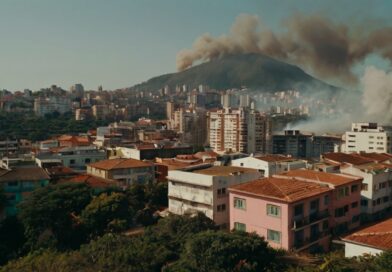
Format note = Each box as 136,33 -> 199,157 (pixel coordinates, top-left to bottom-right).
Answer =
278,169 -> 363,234
229,170 -> 363,252
229,177 -> 333,252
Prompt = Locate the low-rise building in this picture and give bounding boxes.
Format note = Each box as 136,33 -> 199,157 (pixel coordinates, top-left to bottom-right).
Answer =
278,169 -> 363,234
87,158 -> 155,186
114,144 -> 193,160
229,177 -> 333,252
231,154 -> 307,177
0,166 -> 50,217
168,165 -> 261,228
322,152 -> 392,221
342,217 -> 392,257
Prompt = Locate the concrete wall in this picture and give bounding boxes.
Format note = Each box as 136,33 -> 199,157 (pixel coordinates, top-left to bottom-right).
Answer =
344,242 -> 383,257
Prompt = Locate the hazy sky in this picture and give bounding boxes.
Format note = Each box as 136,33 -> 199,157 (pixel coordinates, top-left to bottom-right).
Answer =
0,0 -> 391,91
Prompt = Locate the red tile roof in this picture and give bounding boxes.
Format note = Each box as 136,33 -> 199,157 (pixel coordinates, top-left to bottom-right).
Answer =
88,158 -> 153,170
342,218 -> 392,250
230,177 -> 332,203
63,174 -> 120,188
323,152 -> 375,165
0,167 -> 50,182
358,153 -> 392,163
278,169 -> 362,187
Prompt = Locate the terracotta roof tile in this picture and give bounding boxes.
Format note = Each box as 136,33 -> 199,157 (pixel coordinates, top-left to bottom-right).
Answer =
64,174 -> 120,188
0,167 -> 50,182
278,169 -> 362,187
88,158 -> 153,170
230,177 -> 332,203
323,152 -> 375,165
343,218 -> 392,250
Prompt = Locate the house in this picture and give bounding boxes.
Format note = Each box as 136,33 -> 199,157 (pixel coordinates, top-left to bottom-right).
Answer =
229,177 -> 333,252
231,154 -> 307,177
277,169 -> 363,234
114,143 -> 193,160
61,174 -> 121,193
342,217 -> 392,257
87,158 -> 155,186
0,166 -> 50,217
168,165 -> 261,228
35,145 -> 107,172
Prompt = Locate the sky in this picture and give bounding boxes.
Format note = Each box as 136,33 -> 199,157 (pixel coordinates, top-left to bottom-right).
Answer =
0,0 -> 391,91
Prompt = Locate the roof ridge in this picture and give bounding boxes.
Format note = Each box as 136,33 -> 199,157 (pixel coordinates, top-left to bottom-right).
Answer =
353,231 -> 392,237
268,178 -> 292,202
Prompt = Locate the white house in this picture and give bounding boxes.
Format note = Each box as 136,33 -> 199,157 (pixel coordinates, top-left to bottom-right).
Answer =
168,165 -> 261,228
231,154 -> 307,177
342,217 -> 392,257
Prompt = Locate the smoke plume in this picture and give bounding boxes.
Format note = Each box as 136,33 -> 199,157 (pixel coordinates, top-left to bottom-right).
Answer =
177,13 -> 392,84
361,66 -> 392,123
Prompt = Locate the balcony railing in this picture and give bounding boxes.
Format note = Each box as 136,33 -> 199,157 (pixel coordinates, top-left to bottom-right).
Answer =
293,230 -> 330,250
292,209 -> 329,230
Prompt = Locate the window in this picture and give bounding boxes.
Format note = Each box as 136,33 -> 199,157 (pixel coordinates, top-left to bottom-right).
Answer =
383,196 -> 389,203
240,163 -> 244,166
310,199 -> 319,211
337,187 -> 349,199
361,199 -> 368,207
335,205 -> 348,218
85,158 -> 91,163
381,182 -> 387,189
217,188 -> 226,197
70,159 -> 76,165
234,198 -> 246,210
351,184 -> 359,193
267,204 -> 281,217
351,201 -> 358,208
217,204 -> 226,212
362,184 -> 368,191
294,204 -> 304,217
352,215 -> 360,223
324,195 -> 329,205
7,181 -> 18,186
234,222 -> 246,232
267,229 -> 281,243
377,198 -> 381,205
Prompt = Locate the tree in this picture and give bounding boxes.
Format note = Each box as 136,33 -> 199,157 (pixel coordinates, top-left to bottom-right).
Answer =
166,230 -> 276,272
81,192 -> 133,236
18,183 -> 93,250
0,187 -> 6,210
374,250 -> 392,272
0,216 -> 26,265
146,182 -> 168,208
125,183 -> 147,211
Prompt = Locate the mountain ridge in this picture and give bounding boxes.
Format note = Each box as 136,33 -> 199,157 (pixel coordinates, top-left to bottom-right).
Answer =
130,53 -> 340,93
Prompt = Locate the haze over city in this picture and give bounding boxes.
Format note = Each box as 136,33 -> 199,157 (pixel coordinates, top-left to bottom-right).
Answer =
1,1 -> 392,271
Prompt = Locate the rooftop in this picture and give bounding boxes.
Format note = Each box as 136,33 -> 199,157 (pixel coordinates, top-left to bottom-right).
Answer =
254,154 -> 297,162
0,167 -> 50,182
278,169 -> 362,187
342,217 -> 392,250
322,152 -> 375,166
64,174 -> 120,188
88,158 -> 153,170
230,177 -> 332,203
191,166 -> 258,176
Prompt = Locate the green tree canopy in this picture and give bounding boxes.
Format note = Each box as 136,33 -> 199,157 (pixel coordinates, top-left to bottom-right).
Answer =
18,183 -> 93,250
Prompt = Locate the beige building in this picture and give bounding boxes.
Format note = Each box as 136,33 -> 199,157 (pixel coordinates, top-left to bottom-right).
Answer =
87,158 -> 155,186
207,108 -> 270,154
168,165 -> 262,228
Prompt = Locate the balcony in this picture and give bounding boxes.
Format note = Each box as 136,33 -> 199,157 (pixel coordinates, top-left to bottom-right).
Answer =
292,209 -> 329,230
293,230 -> 330,250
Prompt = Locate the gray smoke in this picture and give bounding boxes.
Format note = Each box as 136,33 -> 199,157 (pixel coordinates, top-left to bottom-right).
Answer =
177,13 -> 392,85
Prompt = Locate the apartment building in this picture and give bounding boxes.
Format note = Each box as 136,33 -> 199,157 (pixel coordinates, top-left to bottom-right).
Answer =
34,96 -> 71,116
87,158 -> 155,186
229,177 -> 333,252
322,152 -> 392,221
229,169 -> 362,252
207,108 -> 270,154
278,169 -> 363,234
272,130 -> 341,159
168,165 -> 261,228
344,123 -> 392,153
231,154 -> 307,177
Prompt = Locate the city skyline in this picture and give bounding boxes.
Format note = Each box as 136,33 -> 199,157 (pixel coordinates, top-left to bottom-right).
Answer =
1,0 -> 391,91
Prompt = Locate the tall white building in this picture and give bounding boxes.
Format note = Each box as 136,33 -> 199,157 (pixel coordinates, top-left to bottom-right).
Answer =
207,108 -> 270,154
345,123 -> 392,154
168,165 -> 261,228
